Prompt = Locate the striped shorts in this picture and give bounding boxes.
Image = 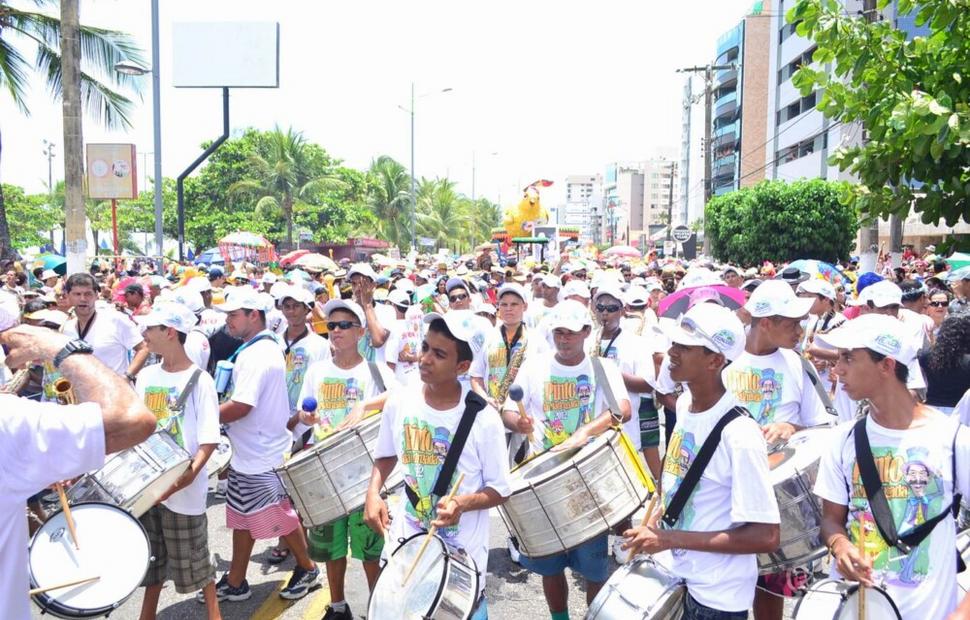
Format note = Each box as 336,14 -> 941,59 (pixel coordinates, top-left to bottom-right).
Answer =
225,468 -> 301,539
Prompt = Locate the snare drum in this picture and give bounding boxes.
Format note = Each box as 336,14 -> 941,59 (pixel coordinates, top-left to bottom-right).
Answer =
68,430 -> 190,518
586,553 -> 685,619
498,428 -> 650,558
277,414 -> 401,527
959,530 -> 970,595
206,433 -> 233,478
368,533 -> 480,620
29,502 -> 151,619
792,578 -> 901,619
758,427 -> 831,574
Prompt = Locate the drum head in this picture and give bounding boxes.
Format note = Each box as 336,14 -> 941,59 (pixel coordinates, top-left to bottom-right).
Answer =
512,430 -> 613,486
30,502 -> 150,618
369,534 -> 449,618
768,428 -> 829,477
793,579 -> 902,620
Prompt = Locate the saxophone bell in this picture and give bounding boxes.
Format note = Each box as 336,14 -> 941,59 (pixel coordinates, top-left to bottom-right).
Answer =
53,378 -> 77,405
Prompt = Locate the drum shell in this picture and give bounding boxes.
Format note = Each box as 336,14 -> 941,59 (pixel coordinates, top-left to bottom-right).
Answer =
67,430 -> 190,518
758,428 -> 828,574
277,415 -> 400,527
792,578 -> 901,619
29,502 -> 151,619
586,554 -> 685,620
959,530 -> 970,595
206,433 -> 233,478
368,533 -> 480,620
499,429 -> 650,558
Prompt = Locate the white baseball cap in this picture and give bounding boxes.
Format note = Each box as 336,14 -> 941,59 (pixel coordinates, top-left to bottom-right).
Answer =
323,299 -> 366,326
394,278 -> 416,293
558,280 -> 591,301
261,272 -> 278,284
623,285 -> 649,307
388,288 -> 412,307
136,301 -> 199,334
745,280 -> 814,318
848,280 -> 902,308
215,287 -> 270,313
497,282 -> 528,302
797,278 -> 837,301
169,288 -> 204,314
269,281 -> 290,300
816,314 -> 917,365
592,283 -> 624,304
664,302 -> 746,361
24,308 -> 69,327
185,276 -> 212,293
41,269 -> 59,281
476,302 -> 496,316
279,285 -> 314,307
423,309 -> 479,345
678,267 -> 722,290
541,274 -> 562,289
547,299 -> 593,332
347,262 -> 379,281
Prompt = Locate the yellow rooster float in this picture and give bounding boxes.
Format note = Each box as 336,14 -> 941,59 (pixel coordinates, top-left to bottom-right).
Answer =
501,180 -> 553,252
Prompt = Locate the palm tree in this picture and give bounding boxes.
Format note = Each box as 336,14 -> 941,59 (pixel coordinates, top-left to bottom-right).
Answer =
230,126 -> 346,248
366,155 -> 411,249
416,178 -> 471,251
470,198 -> 502,244
0,0 -> 143,261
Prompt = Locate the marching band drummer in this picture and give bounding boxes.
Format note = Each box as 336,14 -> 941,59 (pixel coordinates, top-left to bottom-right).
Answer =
0,293 -> 156,619
364,310 -> 511,620
622,303 -> 780,620
501,299 -> 632,620
294,299 -> 395,620
813,314 -> 970,620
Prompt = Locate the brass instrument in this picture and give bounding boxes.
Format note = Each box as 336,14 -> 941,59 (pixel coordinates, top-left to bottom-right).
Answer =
53,378 -> 77,405
0,368 -> 31,395
496,337 -> 528,405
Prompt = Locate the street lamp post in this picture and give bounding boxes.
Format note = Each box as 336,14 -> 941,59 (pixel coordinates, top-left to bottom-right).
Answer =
42,140 -> 56,247
401,83 -> 452,251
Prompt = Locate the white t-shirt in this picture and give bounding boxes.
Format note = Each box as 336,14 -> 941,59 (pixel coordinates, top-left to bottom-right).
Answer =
593,329 -> 657,449
280,330 -> 332,413
0,398 -> 105,619
955,389 -> 970,426
662,392 -> 780,612
197,308 -> 225,338
358,303 -> 397,365
375,381 -> 511,592
898,307 -> 933,351
813,412 -> 970,620
135,364 -> 221,515
185,329 -> 211,371
723,348 -> 829,428
469,324 -> 545,402
385,315 -> 422,383
296,358 -> 395,442
511,354 -> 630,452
63,309 -> 143,376
225,331 -> 292,474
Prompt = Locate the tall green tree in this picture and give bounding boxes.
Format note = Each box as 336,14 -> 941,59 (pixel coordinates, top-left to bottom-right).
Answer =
365,155 -> 412,249
0,0 -> 143,261
416,178 -> 466,251
229,125 -> 346,248
3,183 -> 59,249
790,0 -> 969,225
705,179 -> 858,265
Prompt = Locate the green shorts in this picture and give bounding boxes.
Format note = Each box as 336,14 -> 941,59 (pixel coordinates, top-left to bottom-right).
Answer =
307,510 -> 384,562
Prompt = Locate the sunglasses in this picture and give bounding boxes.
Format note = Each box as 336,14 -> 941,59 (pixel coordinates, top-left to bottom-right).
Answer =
928,300 -> 948,308
326,320 -> 361,331
449,293 -> 469,303
595,303 -> 622,313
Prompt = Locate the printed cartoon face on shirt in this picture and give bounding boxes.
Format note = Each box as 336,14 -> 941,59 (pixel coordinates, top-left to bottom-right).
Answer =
660,428 -> 698,545
143,385 -> 184,448
312,377 -> 362,439
725,366 -> 783,426
400,417 -> 458,539
485,338 -> 524,399
848,445 -> 945,587
541,374 -> 594,448
285,348 -> 309,409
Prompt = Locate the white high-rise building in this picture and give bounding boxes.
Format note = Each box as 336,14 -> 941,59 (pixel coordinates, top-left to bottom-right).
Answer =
562,174 -> 603,243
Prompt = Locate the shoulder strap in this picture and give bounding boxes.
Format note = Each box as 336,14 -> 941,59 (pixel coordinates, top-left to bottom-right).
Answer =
172,368 -> 203,412
590,356 -> 623,427
799,355 -> 838,417
431,390 -> 487,499
662,406 -> 745,527
228,333 -> 275,363
367,362 -> 387,394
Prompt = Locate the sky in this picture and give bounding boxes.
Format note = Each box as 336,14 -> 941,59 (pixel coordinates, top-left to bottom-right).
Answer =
1,0 -> 760,224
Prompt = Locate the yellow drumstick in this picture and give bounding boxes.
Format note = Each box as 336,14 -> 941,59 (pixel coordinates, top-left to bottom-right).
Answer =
30,576 -> 100,596
54,483 -> 79,550
402,473 -> 465,586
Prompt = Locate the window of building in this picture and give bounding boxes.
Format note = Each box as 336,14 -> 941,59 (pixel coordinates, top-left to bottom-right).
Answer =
778,46 -> 817,84
775,131 -> 828,165
776,91 -> 819,124
779,19 -> 802,44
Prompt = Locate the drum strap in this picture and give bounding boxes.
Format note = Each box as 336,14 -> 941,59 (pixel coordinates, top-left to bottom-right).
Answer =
661,406 -> 746,528
799,356 -> 838,417
853,416 -> 962,559
173,368 -> 203,413
367,362 -> 386,393
590,356 -> 623,427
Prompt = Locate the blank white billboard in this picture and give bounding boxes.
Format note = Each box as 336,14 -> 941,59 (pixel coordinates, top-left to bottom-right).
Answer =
172,22 -> 279,88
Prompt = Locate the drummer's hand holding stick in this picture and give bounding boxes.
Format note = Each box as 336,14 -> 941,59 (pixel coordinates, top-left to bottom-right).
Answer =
363,456 -> 397,537
826,532 -> 873,588
501,385 -> 535,443
762,421 -> 797,445
402,473 -> 466,587
157,442 -> 217,505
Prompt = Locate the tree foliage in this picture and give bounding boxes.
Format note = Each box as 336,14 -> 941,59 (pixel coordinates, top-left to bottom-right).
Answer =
705,179 -> 859,266
2,184 -> 60,250
790,0 -> 969,225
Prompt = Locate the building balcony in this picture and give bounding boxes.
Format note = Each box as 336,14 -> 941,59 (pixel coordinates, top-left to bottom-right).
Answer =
716,68 -> 738,89
715,96 -> 738,121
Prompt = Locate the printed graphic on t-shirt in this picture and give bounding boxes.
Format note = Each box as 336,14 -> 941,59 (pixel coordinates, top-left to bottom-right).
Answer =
661,428 -> 699,543
541,374 -> 595,448
847,446 -> 945,587
485,339 -> 524,399
400,417 -> 458,539
285,347 -> 310,410
312,377 -> 361,440
725,366 -> 783,426
144,385 -> 184,448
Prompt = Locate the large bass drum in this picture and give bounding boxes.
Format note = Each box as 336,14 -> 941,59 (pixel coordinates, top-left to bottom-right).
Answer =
792,578 -> 901,619
959,529 -> 970,595
368,533 -> 480,620
585,553 -> 685,619
499,428 -> 650,558
277,414 -> 401,527
758,427 -> 830,574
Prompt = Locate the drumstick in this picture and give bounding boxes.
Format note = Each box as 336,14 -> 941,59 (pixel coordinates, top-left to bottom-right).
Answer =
639,492 -> 661,527
29,576 -> 100,596
857,517 -> 867,620
401,473 -> 465,587
54,483 -> 80,550
508,385 -> 535,443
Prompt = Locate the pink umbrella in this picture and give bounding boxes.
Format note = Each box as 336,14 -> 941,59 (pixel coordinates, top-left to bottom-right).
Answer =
603,245 -> 641,259
658,284 -> 746,319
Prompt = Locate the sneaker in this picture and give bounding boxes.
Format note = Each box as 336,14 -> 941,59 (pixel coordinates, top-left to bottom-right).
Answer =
321,603 -> 353,620
507,536 -> 521,565
279,565 -> 320,600
611,536 -> 631,564
197,574 -> 251,603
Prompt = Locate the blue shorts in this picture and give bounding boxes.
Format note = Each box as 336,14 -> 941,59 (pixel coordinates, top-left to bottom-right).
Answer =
518,534 -> 609,583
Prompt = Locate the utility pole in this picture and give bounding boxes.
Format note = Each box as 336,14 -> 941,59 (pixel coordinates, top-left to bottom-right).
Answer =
61,0 -> 86,274
858,0 -> 881,272
677,63 -> 733,256
43,140 -> 56,247
679,78 -> 692,227
665,162 -> 677,244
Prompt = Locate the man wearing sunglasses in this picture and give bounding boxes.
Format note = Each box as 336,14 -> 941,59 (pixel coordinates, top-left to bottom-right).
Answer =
445,277 -> 474,310
623,303 -> 780,620
503,299 -> 631,620
295,298 -> 395,620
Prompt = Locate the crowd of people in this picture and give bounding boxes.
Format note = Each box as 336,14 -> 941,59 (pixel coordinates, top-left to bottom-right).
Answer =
1,241 -> 969,620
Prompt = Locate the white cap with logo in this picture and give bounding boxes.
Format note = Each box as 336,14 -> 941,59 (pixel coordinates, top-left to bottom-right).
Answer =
848,280 -> 903,308
744,280 -> 815,318
323,299 -> 367,326
136,302 -> 199,334
664,302 -> 746,361
547,299 -> 593,332
816,314 -> 917,365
